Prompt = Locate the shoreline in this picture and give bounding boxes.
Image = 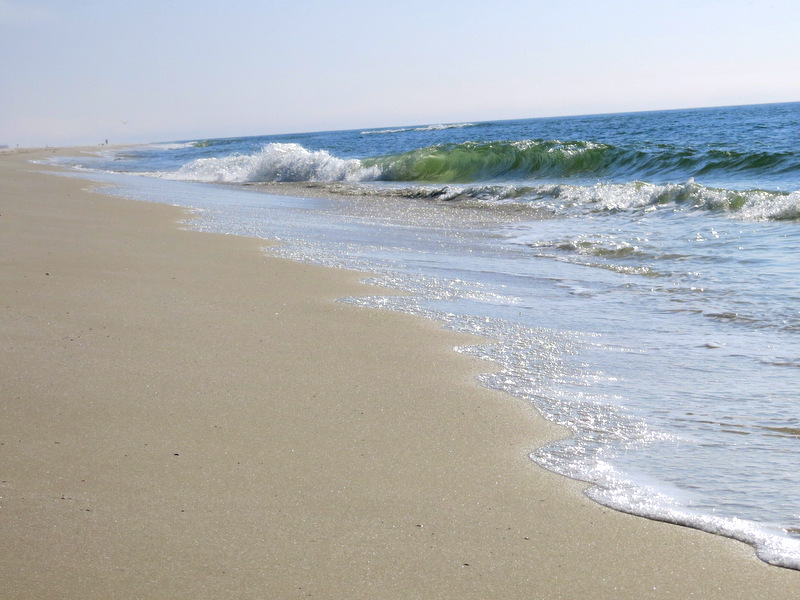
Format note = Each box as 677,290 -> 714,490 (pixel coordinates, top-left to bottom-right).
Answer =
2,148 -> 800,598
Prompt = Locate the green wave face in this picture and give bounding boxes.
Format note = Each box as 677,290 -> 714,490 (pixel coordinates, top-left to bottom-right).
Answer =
361,139 -> 800,185
363,140 -> 616,183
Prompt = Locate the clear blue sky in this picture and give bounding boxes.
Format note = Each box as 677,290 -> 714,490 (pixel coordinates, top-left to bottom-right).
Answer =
2,0 -> 798,147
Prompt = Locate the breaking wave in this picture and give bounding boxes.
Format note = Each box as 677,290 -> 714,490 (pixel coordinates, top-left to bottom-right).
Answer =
163,143 -> 381,183
165,138 -> 800,186
157,141 -> 800,221
363,139 -> 800,184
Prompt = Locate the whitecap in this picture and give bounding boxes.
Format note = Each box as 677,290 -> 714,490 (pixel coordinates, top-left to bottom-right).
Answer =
162,143 -> 382,184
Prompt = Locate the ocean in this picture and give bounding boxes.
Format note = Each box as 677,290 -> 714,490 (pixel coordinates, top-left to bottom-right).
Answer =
53,102 -> 800,569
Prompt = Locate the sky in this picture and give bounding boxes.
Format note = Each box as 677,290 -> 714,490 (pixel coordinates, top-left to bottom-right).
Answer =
1,0 -> 799,147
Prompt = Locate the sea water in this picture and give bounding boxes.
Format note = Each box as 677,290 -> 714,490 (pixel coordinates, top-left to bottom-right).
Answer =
53,102 -> 800,568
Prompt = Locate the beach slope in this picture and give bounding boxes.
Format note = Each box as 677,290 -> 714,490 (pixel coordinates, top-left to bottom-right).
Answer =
1,149 -> 799,599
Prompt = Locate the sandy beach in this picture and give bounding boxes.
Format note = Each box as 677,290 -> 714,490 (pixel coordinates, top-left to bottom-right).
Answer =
2,149 -> 800,599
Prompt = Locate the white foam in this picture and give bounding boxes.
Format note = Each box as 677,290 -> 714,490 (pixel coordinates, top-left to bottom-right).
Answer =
161,143 -> 382,184
495,180 -> 800,221
586,477 -> 800,570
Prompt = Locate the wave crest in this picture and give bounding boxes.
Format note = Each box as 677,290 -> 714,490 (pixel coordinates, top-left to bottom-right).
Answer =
165,143 -> 381,184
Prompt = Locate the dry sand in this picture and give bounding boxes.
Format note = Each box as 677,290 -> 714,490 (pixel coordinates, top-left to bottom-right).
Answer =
2,149 -> 799,598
